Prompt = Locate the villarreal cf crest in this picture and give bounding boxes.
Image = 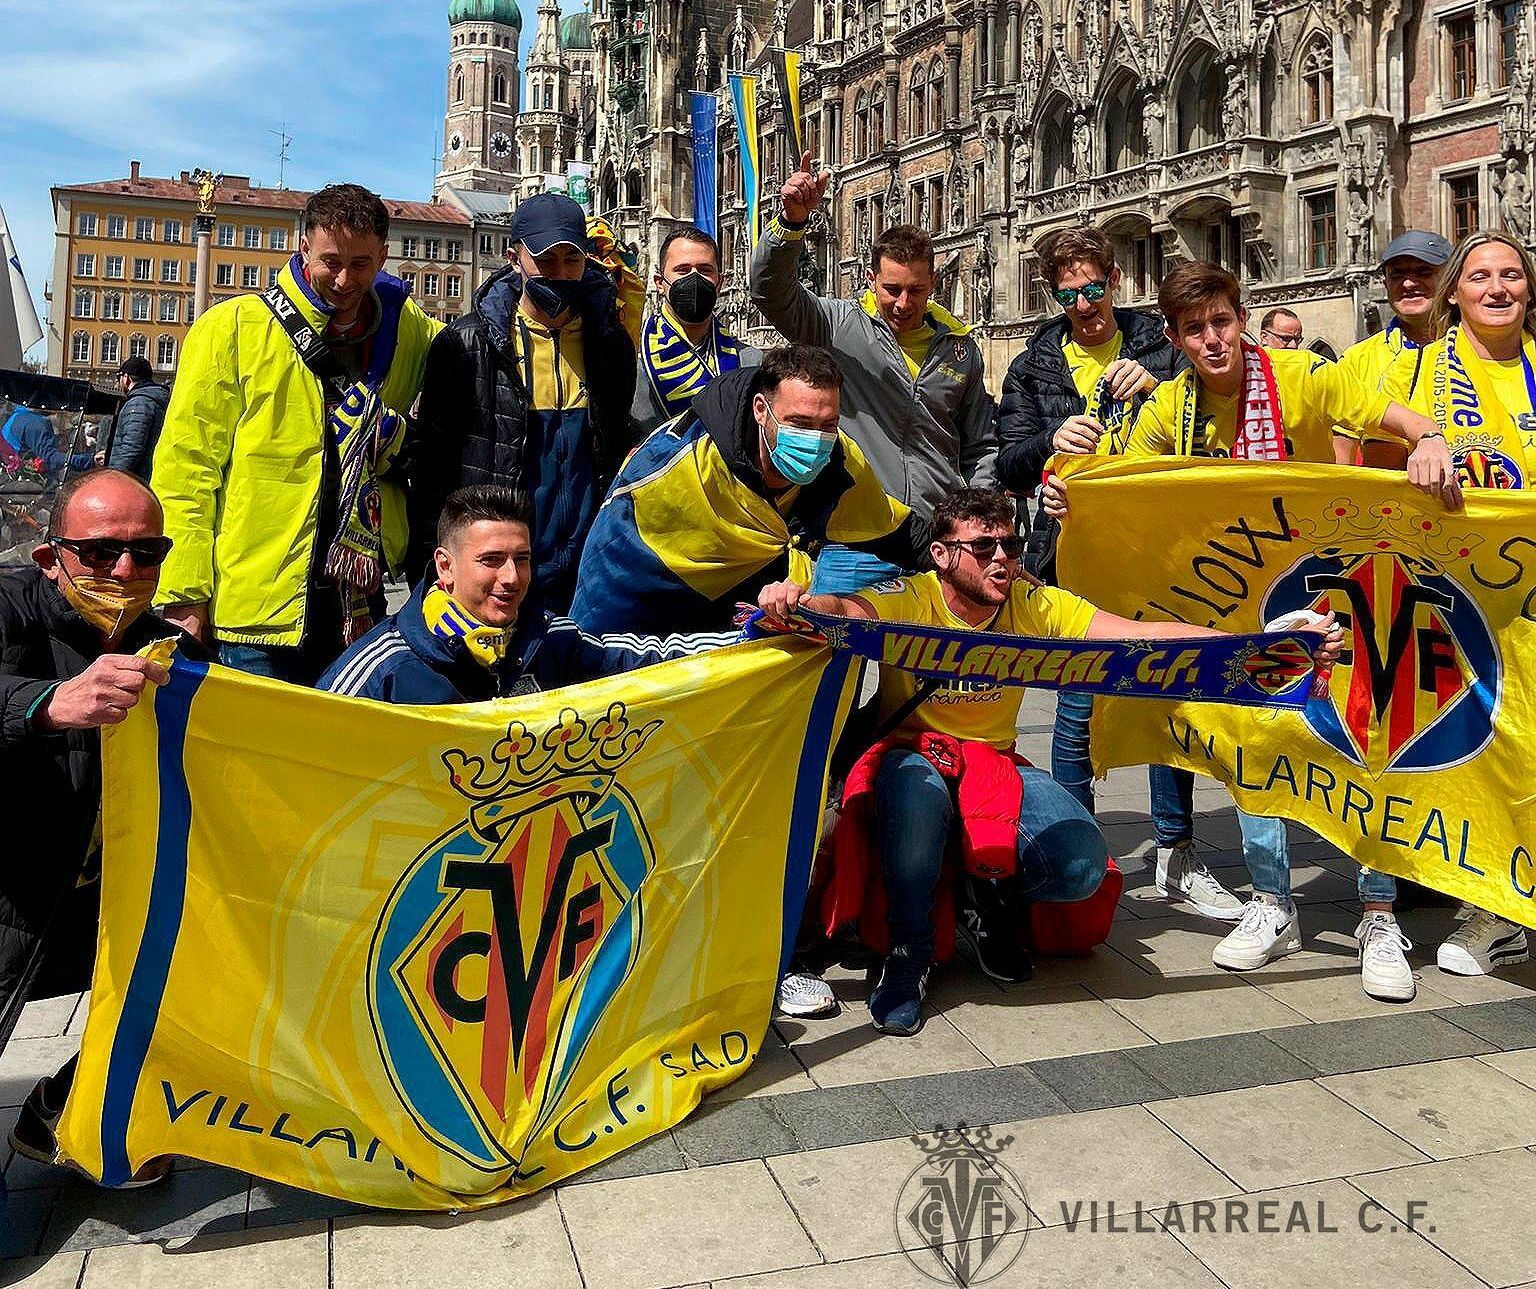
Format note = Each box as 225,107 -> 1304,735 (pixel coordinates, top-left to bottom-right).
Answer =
1263,501 -> 1501,776
367,703 -> 661,1173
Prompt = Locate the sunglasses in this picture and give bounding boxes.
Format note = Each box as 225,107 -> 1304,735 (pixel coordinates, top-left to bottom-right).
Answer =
941,535 -> 1025,560
1053,280 -> 1108,308
49,535 -> 174,568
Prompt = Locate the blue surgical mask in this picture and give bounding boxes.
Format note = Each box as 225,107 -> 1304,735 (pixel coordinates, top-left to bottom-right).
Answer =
763,404 -> 837,484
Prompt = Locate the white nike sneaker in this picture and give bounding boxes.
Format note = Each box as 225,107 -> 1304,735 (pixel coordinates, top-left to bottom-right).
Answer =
1155,841 -> 1245,921
1212,895 -> 1302,971
776,971 -> 840,1018
1356,911 -> 1416,1002
1437,911 -> 1530,976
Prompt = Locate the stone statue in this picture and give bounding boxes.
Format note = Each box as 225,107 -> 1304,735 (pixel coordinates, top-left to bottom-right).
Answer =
1011,129 -> 1032,207
918,185 -> 932,229
190,168 -> 223,215
1500,160 -> 1533,243
1072,109 -> 1092,177
1143,94 -> 1165,161
1502,91 -> 1531,159
773,0 -> 788,45
1346,187 -> 1373,265
695,29 -> 711,89
729,6 -> 749,70
1222,65 -> 1247,139
972,227 -> 996,322
885,166 -> 903,216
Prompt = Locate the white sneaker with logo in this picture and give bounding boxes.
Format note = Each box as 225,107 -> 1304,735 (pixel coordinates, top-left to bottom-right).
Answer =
776,971 -> 839,1018
1355,911 -> 1416,1002
1212,896 -> 1302,971
1437,911 -> 1530,976
1155,841 -> 1245,921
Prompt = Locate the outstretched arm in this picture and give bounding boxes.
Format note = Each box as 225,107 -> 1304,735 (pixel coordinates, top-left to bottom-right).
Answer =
757,580 -> 877,626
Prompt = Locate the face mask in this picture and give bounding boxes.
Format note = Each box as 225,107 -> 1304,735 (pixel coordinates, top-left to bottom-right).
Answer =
423,584 -> 512,671
525,274 -> 585,319
764,406 -> 837,485
667,271 -> 719,326
58,573 -> 156,639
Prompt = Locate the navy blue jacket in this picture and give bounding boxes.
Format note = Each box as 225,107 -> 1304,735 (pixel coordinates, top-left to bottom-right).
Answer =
106,382 -> 170,480
318,579 -> 736,703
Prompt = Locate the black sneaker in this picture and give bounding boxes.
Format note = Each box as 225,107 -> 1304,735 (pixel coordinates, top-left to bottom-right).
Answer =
869,947 -> 932,1036
955,884 -> 1034,984
9,1074 -> 171,1188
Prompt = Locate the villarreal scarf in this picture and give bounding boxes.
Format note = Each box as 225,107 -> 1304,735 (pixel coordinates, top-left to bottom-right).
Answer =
1171,342 -> 1286,460
1429,324 -> 1536,490
641,304 -> 746,421
421,584 -> 512,669
1085,377 -> 1137,456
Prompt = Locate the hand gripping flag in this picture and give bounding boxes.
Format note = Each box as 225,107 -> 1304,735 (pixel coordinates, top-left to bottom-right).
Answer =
1055,454 -> 1536,928
57,639 -> 857,1207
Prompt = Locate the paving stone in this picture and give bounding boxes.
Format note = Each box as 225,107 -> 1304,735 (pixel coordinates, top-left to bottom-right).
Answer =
0,1250 -> 86,1288
761,1082 -> 912,1151
1439,999 -> 1536,1050
776,1004 -> 991,1090
39,1163 -> 251,1254
0,1038 -> 78,1111
1027,1049 -> 1178,1112
710,1248 -> 973,1289
1148,1080 -> 1426,1191
942,983 -> 1155,1063
9,996 -> 82,1042
559,1158 -> 818,1289
711,1035 -> 816,1101
1350,1148 -> 1536,1289
79,1220 -> 329,1288
0,1185 -> 58,1259
333,1194 -> 583,1289
556,1128 -> 686,1187
949,1223 -> 1227,1287
1252,967 -> 1460,1023
877,1064 -> 1069,1133
1478,1046 -> 1536,1091
1102,976 -> 1310,1043
1322,1056 -> 1536,1160
1266,1012 -> 1497,1076
246,1178 -> 367,1229
1126,1031 -> 1317,1097
672,1096 -> 798,1166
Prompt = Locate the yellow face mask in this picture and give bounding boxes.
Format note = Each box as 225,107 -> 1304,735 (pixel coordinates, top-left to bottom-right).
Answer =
58,573 -> 156,639
422,584 -> 512,670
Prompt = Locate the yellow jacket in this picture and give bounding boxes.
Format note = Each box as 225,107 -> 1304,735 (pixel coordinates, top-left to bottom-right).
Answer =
153,260 -> 441,646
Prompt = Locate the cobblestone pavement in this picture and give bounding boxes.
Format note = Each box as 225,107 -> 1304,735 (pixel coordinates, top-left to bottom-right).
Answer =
5,691 -> 1535,1288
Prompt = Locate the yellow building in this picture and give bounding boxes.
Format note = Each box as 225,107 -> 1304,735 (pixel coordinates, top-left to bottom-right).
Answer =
49,163 -> 473,384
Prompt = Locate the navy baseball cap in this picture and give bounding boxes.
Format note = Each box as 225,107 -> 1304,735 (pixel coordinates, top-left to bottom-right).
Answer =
510,193 -> 587,256
1381,231 -> 1453,268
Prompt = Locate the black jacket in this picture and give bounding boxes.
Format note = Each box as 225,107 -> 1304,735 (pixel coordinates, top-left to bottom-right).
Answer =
106,381 -> 171,480
996,308 -> 1186,582
407,263 -> 639,588
0,567 -> 193,1051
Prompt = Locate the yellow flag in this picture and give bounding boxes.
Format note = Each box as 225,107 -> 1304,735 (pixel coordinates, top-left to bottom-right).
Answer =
56,640 -> 857,1207
1056,455 -> 1536,927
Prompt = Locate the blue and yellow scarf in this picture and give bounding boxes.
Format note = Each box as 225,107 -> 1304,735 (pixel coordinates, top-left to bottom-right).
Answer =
641,303 -> 745,421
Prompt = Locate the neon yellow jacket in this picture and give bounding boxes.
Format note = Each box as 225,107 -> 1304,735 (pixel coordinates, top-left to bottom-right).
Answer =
153,260 -> 441,646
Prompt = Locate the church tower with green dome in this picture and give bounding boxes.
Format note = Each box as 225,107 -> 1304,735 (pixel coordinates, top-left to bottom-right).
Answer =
436,0 -> 525,195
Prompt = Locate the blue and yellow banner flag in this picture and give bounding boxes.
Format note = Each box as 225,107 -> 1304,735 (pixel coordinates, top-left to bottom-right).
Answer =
729,73 -> 762,247
689,91 -> 720,237
768,48 -> 805,163
56,640 -> 856,1207
1056,456 -> 1536,928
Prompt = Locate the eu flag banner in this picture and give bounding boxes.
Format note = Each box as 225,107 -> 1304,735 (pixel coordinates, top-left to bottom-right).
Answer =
56,640 -> 857,1208
729,73 -> 762,247
1055,455 -> 1536,929
689,92 -> 719,237
768,49 -> 805,162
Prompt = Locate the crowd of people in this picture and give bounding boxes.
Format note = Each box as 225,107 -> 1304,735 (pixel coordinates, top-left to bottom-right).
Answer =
2,156 -> 1533,1189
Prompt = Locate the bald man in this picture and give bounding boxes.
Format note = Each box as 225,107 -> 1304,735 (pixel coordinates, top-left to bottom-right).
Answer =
1,468 -> 195,1187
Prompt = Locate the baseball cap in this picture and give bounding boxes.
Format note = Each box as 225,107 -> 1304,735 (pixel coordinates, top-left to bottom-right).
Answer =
1380,231 -> 1453,268
510,193 -> 588,257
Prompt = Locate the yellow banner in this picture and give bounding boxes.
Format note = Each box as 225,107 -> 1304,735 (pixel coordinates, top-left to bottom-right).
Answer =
56,639 -> 856,1207
1056,456 -> 1536,927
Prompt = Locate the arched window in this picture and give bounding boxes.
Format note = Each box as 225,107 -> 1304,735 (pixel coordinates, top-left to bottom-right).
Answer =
493,71 -> 508,103
1103,75 -> 1146,171
70,331 -> 91,365
1259,43 -> 1280,134
156,334 -> 176,370
454,67 -> 464,103
910,62 -> 927,136
625,169 -> 643,205
128,333 -> 147,359
929,62 -> 945,130
1175,49 -> 1223,150
1301,36 -> 1333,124
543,83 -> 554,109
99,331 -> 121,367
991,7 -> 1009,83
870,84 -> 886,151
854,89 -> 870,159
600,163 -> 619,211
1039,96 -> 1073,186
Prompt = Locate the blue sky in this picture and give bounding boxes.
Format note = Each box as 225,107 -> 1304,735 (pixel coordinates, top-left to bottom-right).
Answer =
0,0 -> 562,361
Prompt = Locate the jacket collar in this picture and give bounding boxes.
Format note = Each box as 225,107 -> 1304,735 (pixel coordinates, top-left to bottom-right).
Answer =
858,290 -> 971,339
1021,307 -> 1169,380
396,577 -> 555,690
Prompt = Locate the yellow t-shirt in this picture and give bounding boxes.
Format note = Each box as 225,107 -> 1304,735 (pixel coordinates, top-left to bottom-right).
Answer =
897,323 -> 935,379
1062,332 -> 1124,402
516,310 -> 588,412
1334,326 -> 1422,446
858,572 -> 1099,748
1125,347 -> 1389,463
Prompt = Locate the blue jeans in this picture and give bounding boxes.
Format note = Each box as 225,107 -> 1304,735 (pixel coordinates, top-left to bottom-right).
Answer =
1359,868 -> 1397,903
873,747 -> 1108,958
1238,810 -> 1291,899
1050,690 -> 1194,844
809,545 -> 905,594
219,640 -> 337,687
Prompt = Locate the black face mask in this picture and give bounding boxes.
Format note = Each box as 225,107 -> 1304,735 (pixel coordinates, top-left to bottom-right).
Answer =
666,270 -> 719,326
525,275 -> 585,319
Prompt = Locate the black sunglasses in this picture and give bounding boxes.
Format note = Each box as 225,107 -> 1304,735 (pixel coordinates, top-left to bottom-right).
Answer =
1053,280 -> 1108,308
49,535 -> 174,568
940,535 -> 1025,560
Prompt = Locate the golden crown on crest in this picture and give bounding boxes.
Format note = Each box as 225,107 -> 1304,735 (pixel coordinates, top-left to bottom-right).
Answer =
443,702 -> 662,802
1294,498 -> 1484,569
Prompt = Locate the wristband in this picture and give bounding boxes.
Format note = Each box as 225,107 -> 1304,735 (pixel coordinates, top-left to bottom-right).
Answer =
1417,431 -> 1446,441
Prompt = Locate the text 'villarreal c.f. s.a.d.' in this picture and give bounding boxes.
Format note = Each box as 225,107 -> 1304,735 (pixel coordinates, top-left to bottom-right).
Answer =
1055,455 -> 1536,928
53,638 -> 857,1208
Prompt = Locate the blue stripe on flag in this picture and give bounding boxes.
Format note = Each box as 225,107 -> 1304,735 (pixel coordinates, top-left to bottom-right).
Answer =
776,652 -> 855,980
98,657 -> 207,1186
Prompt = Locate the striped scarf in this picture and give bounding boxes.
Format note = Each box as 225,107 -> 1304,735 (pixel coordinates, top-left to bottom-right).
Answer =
1173,342 -> 1286,459
641,304 -> 745,420
422,583 -> 512,670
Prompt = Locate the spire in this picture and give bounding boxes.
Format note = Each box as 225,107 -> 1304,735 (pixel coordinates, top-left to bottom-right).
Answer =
531,0 -> 562,66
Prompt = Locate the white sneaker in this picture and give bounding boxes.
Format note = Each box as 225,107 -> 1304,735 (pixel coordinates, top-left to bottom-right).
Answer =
1155,841 -> 1244,921
776,971 -> 839,1018
1437,911 -> 1530,976
1212,896 -> 1302,971
1356,911 -> 1416,1001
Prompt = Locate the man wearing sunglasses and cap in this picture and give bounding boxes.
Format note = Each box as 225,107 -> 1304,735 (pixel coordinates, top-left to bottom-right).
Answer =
0,469 -> 199,1186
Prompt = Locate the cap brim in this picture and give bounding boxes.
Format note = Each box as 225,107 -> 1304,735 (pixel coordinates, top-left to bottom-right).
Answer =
518,234 -> 586,256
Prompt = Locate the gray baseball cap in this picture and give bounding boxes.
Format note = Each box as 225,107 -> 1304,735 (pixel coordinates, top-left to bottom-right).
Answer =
1380,231 -> 1453,268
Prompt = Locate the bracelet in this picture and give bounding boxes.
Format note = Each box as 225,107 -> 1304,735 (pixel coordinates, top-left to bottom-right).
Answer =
1417,431 -> 1446,441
